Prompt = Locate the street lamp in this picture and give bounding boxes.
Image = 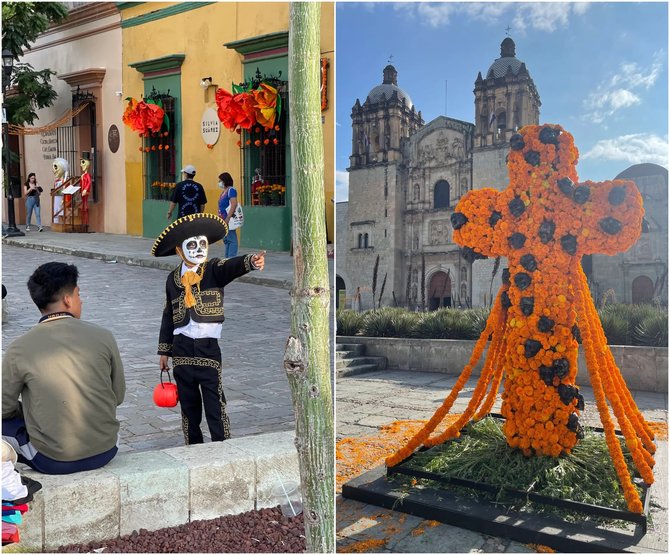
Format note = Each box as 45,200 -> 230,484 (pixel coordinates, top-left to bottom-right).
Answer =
2,48 -> 23,237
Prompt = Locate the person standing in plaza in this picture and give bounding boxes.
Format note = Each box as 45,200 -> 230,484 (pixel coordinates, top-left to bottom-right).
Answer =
2,262 -> 125,474
217,172 -> 239,257
24,173 -> 43,232
152,213 -> 265,445
166,164 -> 207,220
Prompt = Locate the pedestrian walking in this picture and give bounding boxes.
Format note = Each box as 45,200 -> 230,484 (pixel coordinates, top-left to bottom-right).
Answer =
166,165 -> 207,220
152,213 -> 265,445
24,173 -> 43,232
217,172 -> 240,257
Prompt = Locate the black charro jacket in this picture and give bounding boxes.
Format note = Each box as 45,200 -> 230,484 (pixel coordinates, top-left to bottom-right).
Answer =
157,254 -> 255,356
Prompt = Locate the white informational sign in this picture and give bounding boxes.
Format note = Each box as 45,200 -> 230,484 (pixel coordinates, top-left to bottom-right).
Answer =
201,107 -> 220,146
62,185 -> 81,194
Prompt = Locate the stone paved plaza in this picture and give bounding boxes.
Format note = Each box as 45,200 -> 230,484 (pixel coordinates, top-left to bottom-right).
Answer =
2,245 -> 296,452
337,370 -> 668,553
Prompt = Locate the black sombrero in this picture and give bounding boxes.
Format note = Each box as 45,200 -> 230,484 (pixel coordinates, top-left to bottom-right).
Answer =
151,213 -> 229,257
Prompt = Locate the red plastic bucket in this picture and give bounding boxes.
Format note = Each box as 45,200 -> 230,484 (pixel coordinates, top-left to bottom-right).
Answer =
153,370 -> 179,408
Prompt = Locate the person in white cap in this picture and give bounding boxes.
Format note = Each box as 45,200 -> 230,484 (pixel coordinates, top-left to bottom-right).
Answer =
167,164 -> 207,220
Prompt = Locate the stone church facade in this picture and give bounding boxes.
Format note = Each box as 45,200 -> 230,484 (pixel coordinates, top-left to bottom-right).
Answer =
336,37 -> 667,310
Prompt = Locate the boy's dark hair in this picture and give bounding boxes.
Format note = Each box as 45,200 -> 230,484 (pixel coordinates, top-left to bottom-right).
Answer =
218,172 -> 234,188
27,262 -> 79,310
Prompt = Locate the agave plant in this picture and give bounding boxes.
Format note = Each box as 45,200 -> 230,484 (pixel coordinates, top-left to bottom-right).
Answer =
633,312 -> 668,347
597,307 -> 631,346
412,308 -> 478,339
336,309 -> 364,336
361,307 -> 416,338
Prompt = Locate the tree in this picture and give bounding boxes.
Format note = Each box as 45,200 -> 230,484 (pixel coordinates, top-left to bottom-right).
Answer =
2,2 -> 68,125
285,3 -> 333,552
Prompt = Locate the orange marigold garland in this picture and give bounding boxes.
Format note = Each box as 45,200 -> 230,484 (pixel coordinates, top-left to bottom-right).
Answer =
385,124 -> 654,513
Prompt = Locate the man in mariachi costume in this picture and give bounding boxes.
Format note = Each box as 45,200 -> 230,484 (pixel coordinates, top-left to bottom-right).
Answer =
152,213 -> 265,445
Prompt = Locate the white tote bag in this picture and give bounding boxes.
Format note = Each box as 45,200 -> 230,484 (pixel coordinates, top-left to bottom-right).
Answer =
229,203 -> 244,230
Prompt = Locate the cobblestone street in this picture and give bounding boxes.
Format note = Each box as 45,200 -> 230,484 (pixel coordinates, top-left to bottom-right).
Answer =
2,245 -> 296,453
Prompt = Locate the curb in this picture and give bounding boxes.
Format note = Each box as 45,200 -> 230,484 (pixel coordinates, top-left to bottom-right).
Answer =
3,237 -> 293,290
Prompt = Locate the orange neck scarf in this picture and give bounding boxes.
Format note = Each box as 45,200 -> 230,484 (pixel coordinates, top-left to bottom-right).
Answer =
181,270 -> 202,308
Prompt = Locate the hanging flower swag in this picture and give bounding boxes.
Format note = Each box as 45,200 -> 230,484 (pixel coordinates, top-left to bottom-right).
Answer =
215,80 -> 282,134
122,97 -> 169,137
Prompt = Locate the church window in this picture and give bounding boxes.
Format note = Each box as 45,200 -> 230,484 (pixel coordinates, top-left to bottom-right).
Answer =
357,233 -> 363,249
413,184 -> 420,201
434,180 -> 450,209
497,111 -> 506,131
385,207 -> 387,217
364,233 -> 369,248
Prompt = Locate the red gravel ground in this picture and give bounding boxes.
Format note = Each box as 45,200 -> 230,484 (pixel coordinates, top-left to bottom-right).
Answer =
54,507 -> 305,553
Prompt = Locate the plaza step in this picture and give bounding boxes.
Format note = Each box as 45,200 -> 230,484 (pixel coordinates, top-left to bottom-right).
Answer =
335,343 -> 365,356
16,431 -> 299,552
336,343 -> 387,378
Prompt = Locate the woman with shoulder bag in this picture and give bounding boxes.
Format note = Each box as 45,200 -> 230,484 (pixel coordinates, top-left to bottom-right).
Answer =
24,173 -> 43,232
217,172 -> 242,257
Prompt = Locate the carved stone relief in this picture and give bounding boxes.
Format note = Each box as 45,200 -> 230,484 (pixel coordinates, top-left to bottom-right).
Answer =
430,219 -> 450,245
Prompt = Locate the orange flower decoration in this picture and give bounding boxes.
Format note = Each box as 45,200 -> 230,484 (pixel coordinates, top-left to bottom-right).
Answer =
387,124 -> 653,513
252,83 -> 279,128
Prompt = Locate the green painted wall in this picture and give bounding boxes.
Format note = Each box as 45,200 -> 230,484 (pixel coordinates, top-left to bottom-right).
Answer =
143,199 -> 175,238
241,205 -> 291,251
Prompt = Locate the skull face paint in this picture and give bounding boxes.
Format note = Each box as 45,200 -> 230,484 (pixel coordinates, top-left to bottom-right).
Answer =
181,235 -> 208,265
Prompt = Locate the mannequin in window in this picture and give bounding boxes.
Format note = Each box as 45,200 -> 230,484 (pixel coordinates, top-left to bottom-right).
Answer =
80,155 -> 92,228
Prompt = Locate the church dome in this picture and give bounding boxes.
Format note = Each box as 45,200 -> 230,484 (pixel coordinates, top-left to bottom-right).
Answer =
366,64 -> 413,108
486,38 -> 524,79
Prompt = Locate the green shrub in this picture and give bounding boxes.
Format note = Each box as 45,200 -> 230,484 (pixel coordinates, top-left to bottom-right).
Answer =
336,309 -> 364,336
466,307 -> 491,337
361,307 -> 417,338
413,308 -> 479,339
597,308 -> 629,346
633,312 -> 668,347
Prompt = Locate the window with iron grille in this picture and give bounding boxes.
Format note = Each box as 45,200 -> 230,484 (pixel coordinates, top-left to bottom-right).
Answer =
240,80 -> 289,207
142,89 -> 176,201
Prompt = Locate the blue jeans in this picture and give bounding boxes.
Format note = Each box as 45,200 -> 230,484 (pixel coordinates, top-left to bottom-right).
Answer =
2,417 -> 117,475
25,196 -> 41,226
224,230 -> 238,257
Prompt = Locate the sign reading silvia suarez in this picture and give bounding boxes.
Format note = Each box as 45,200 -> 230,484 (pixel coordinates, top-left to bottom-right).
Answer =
201,108 -> 220,147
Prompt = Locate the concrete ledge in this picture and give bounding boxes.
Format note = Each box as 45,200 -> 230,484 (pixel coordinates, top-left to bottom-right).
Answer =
18,431 -> 299,552
337,336 -> 668,393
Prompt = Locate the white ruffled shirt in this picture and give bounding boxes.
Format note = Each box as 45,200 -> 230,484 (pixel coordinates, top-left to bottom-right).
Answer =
173,262 -> 223,339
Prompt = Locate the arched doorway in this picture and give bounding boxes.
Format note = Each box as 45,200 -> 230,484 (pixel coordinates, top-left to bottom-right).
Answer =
429,271 -> 451,310
336,276 -> 346,309
632,275 -> 654,304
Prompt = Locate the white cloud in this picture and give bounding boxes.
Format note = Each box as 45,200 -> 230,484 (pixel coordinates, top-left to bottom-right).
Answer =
398,2 -> 589,32
582,133 -> 668,166
583,52 -> 665,123
336,170 -> 350,202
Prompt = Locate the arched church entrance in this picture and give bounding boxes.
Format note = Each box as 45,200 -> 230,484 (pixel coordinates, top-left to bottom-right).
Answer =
632,275 -> 654,304
429,271 -> 451,310
336,275 -> 346,309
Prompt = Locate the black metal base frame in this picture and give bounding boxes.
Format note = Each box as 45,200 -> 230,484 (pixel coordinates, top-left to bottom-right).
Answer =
341,414 -> 653,553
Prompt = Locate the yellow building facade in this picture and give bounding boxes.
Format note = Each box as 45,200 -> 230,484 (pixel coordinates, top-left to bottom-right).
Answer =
120,2 -> 334,249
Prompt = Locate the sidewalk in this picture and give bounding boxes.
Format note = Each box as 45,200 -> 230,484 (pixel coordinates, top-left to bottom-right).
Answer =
2,226 -> 313,290
336,369 -> 668,553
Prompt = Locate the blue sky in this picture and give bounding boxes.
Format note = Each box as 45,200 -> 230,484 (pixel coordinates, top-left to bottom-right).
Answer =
335,2 -> 668,201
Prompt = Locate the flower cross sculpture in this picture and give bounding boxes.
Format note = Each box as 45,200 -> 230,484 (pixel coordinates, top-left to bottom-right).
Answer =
386,124 -> 655,513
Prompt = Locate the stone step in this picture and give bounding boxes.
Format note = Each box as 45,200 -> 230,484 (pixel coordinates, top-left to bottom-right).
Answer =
336,356 -> 387,371
335,343 -> 365,355
337,363 -> 381,378
335,350 -> 363,361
